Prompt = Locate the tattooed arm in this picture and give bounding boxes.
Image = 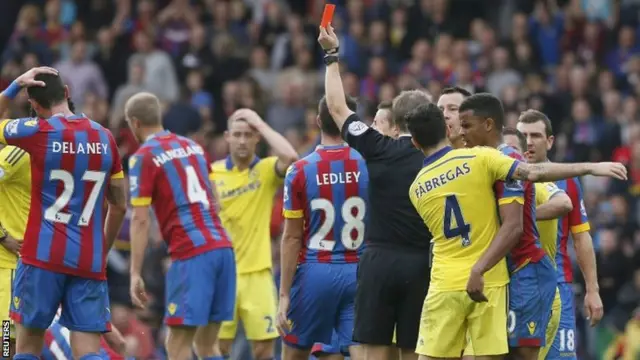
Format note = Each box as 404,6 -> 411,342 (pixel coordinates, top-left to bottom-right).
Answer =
511,161 -> 627,182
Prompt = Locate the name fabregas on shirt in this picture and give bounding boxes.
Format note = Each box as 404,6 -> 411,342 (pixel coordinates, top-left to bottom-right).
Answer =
414,163 -> 471,198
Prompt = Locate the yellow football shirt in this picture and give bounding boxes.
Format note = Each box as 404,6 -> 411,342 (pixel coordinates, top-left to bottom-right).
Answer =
535,182 -> 564,267
211,156 -> 282,274
0,146 -> 31,269
409,146 -> 519,291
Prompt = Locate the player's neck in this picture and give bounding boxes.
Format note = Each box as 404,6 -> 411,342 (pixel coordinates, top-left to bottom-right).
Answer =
489,135 -> 502,149
422,139 -> 451,157
140,126 -> 165,141
320,134 -> 344,147
48,104 -> 74,118
231,154 -> 255,170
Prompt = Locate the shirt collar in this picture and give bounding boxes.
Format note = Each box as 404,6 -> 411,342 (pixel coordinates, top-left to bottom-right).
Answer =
145,129 -> 171,142
423,146 -> 452,167
316,143 -> 347,150
225,155 -> 261,171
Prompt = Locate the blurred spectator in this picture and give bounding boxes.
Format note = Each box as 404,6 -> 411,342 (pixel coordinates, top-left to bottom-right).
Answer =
131,30 -> 179,102
54,40 -> 108,108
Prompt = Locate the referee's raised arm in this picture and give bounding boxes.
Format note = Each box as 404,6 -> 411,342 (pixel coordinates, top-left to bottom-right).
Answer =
319,25 -> 434,360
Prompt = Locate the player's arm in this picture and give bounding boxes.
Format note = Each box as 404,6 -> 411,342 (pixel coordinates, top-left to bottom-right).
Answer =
511,161 -> 627,182
472,180 -> 524,277
128,153 -> 157,278
232,109 -> 298,176
280,164 -> 305,302
536,183 -> 572,220
209,168 -> 222,212
0,67 -> 58,122
104,135 -> 127,250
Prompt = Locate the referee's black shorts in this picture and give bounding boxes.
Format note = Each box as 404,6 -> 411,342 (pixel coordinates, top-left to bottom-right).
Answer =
353,245 -> 431,349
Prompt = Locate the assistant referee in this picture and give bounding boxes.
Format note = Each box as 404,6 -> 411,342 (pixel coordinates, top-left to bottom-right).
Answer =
318,26 -> 432,360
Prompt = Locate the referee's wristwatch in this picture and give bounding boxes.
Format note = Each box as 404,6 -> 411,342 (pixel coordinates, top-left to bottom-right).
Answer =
324,54 -> 339,66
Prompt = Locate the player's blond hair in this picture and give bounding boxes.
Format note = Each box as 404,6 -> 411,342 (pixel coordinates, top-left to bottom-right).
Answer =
125,92 -> 162,126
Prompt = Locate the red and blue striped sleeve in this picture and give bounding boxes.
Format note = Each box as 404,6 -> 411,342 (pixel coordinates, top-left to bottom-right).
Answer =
495,146 -> 525,205
283,162 -> 305,219
128,150 -> 158,207
566,177 -> 590,234
0,118 -> 46,151
106,130 -> 124,180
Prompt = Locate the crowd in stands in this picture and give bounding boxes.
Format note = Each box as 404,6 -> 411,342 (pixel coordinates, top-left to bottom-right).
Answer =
1,0 -> 640,358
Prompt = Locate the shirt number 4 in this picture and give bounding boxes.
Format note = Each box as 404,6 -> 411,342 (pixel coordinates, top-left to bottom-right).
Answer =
443,195 -> 471,247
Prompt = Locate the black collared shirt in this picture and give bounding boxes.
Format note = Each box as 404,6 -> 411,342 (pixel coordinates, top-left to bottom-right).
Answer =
342,114 -> 433,251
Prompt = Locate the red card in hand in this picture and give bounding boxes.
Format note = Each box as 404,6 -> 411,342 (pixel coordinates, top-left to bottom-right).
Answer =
320,4 -> 335,28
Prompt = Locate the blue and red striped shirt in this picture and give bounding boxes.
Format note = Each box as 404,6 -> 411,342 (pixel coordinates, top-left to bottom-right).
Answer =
128,130 -> 231,260
283,144 -> 368,264
0,115 -> 123,280
555,177 -> 590,283
494,144 -> 545,272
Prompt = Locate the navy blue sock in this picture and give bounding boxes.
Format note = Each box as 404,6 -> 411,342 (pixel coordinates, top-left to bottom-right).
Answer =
202,356 -> 225,360
78,353 -> 103,360
13,354 -> 40,360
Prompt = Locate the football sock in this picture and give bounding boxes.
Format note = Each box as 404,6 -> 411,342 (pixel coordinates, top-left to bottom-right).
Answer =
13,354 -> 40,360
78,353 -> 103,360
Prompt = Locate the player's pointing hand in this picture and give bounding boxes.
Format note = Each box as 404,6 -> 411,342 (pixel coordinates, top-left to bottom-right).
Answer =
588,162 -> 627,180
276,295 -> 292,337
15,67 -> 59,88
130,274 -> 149,309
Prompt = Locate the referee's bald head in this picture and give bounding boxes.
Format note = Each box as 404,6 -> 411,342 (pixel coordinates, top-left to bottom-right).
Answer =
392,90 -> 432,133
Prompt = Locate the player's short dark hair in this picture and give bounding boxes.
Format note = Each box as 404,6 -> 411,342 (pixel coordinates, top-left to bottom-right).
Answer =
518,109 -> 553,137
441,86 -> 472,97
392,90 -> 432,132
406,103 -> 446,149
318,95 -> 357,137
26,73 -> 66,109
377,100 -> 392,110
503,127 -> 526,153
125,92 -> 162,126
459,93 -> 505,129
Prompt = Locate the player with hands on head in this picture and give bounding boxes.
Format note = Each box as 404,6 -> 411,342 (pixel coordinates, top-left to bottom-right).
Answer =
0,67 -> 128,360
517,109 -> 604,360
212,107 -> 298,360
125,92 -> 235,360
277,95 -> 367,360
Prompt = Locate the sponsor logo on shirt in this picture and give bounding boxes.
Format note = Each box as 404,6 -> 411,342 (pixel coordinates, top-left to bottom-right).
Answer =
6,120 -> 19,136
24,120 -> 37,127
348,121 -> 368,136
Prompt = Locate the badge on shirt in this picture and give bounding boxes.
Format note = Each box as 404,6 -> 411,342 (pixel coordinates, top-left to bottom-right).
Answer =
504,179 -> 523,191
24,120 -> 37,127
348,121 -> 368,136
6,120 -> 19,136
129,176 -> 138,192
580,199 -> 587,216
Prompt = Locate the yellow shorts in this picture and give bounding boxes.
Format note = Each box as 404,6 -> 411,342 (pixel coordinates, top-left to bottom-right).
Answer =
219,269 -> 278,341
0,268 -> 15,339
539,287 -> 561,360
416,286 -> 509,358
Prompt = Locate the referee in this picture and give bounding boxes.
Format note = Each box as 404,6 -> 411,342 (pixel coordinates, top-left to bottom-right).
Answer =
318,26 -> 432,360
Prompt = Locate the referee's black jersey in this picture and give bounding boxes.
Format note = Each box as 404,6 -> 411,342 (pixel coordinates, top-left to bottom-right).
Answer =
341,113 -> 432,250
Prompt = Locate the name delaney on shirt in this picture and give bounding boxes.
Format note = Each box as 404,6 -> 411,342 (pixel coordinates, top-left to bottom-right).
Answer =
316,171 -> 362,185
52,141 -> 109,155
152,145 -> 204,167
414,163 -> 471,198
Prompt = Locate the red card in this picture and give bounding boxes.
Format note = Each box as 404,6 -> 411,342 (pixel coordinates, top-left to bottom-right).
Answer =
320,4 -> 335,28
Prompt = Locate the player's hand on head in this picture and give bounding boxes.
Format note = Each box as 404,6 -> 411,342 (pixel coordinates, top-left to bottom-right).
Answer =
130,274 -> 149,309
584,291 -> 604,327
15,66 -> 59,88
466,269 -> 488,303
276,295 -> 292,337
231,108 -> 263,127
317,25 -> 339,50
589,162 -> 627,180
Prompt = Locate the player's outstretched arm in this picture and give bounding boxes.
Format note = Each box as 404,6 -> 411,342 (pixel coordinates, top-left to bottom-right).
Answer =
536,191 -> 572,220
104,178 -> 128,250
277,217 -> 304,335
512,161 -> 628,182
318,26 -> 355,130
230,109 -> 298,175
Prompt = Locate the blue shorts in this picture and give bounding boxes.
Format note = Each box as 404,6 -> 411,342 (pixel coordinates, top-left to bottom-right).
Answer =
508,255 -> 556,348
165,248 -> 236,326
547,282 -> 577,359
311,331 -> 350,358
283,263 -> 357,350
10,261 -> 110,332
